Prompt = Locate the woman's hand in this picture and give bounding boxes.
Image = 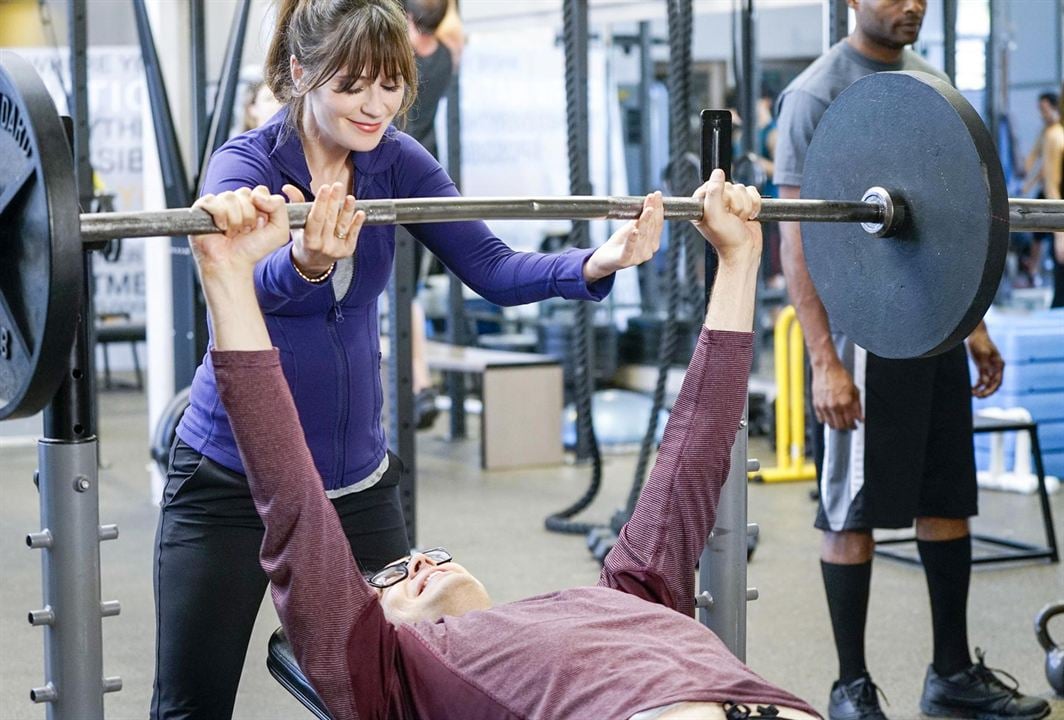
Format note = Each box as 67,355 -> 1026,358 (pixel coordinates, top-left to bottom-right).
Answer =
191,186 -> 290,278
583,192 -> 664,283
691,168 -> 763,267
283,182 -> 365,278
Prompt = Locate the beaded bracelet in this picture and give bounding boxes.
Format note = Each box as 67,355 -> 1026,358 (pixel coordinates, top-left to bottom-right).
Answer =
291,253 -> 336,284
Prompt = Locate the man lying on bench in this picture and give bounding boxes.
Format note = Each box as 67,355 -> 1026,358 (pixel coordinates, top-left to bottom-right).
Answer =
194,170 -> 820,720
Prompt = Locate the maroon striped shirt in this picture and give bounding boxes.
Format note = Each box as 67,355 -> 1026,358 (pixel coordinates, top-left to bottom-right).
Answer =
214,329 -> 818,720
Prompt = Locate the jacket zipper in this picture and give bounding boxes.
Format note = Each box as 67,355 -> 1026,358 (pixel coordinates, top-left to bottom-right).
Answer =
327,308 -> 349,487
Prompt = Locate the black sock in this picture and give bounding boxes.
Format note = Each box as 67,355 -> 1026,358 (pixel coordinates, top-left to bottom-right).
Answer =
917,535 -> 973,676
821,559 -> 872,684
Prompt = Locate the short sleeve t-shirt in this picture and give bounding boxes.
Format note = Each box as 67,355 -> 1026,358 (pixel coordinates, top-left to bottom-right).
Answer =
773,40 -> 948,188
406,43 -> 453,159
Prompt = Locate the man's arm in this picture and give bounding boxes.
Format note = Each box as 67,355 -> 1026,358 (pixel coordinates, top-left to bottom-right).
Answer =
772,88 -> 862,431
194,189 -> 397,720
778,189 -> 862,430
598,172 -> 760,614
965,321 -> 1004,398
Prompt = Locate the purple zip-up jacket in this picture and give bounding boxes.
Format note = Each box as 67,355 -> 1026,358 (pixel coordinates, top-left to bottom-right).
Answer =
215,329 -> 820,720
178,110 -> 614,489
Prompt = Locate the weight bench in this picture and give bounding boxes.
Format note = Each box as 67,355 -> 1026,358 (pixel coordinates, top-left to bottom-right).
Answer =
266,628 -> 332,719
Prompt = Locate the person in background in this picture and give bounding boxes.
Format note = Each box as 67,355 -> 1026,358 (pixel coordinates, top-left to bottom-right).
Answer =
774,1 -> 1044,719
1017,92 -> 1060,288
242,79 -> 283,132
1042,88 -> 1064,307
756,87 -> 782,287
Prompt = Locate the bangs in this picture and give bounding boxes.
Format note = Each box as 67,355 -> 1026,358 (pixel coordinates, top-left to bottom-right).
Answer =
306,2 -> 418,113
333,30 -> 412,90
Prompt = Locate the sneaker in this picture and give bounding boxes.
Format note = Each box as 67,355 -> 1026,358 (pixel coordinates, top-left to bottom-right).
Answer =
828,673 -> 889,720
415,388 -> 439,430
920,648 -> 1051,720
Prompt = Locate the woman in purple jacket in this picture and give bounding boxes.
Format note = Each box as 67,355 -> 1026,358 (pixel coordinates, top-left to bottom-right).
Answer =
151,1 -> 664,718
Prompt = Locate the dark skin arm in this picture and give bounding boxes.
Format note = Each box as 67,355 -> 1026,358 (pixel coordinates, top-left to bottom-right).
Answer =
780,186 -> 1003,410
966,322 -> 1004,398
778,185 -> 863,430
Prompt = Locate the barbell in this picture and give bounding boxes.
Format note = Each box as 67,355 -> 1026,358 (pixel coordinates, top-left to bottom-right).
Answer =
77,190 -> 1059,245
2,52 -> 1063,420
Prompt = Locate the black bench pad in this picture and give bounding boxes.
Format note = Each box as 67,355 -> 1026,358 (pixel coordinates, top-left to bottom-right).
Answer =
266,628 -> 332,720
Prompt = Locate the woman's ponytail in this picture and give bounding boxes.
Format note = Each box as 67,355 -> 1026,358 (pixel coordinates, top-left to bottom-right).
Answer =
264,0 -> 301,103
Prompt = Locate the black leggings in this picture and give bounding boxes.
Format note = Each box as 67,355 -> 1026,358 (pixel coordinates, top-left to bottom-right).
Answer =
150,440 -> 409,720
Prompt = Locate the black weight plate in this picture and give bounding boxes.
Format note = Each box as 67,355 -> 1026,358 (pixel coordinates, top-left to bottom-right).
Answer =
802,71 -> 1008,359
0,52 -> 83,419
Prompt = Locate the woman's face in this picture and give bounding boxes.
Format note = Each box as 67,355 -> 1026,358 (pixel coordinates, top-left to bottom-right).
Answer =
300,63 -> 405,153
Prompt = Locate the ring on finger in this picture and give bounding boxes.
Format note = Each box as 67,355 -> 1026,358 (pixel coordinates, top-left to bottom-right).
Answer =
335,227 -> 348,241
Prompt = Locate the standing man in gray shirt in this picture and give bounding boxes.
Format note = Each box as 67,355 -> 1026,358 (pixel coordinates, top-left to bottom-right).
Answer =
774,2 -> 1046,720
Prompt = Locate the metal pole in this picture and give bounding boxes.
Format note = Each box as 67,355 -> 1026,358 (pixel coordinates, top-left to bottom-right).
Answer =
697,108 -> 756,659
189,0 -> 207,161
389,238 -> 418,546
30,438 -> 121,719
67,0 -> 91,210
133,0 -> 199,390
738,0 -> 762,374
638,21 -> 654,194
943,0 -> 957,85
445,15 -> 468,441
1057,0 -> 1063,89
985,0 -> 1000,139
698,412 -> 756,661
637,21 -> 660,314
65,0 -> 96,437
27,55 -> 121,716
196,0 -> 252,184
825,0 -> 849,49
562,0 -> 596,463
739,0 -> 758,158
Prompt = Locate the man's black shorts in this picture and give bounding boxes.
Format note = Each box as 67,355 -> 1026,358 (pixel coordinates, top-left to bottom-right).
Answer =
814,340 -> 978,531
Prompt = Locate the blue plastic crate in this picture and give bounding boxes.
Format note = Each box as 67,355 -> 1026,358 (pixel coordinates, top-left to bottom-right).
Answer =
983,310 -> 1064,364
985,361 -> 1064,395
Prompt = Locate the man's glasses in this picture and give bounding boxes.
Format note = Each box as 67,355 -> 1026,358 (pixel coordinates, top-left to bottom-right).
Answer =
367,547 -> 452,589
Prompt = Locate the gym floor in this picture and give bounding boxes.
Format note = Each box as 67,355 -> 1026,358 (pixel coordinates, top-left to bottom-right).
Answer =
1,380 -> 1062,719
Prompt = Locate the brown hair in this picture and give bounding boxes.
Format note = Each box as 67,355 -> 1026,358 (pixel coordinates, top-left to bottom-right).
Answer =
403,0 -> 447,35
264,0 -> 419,136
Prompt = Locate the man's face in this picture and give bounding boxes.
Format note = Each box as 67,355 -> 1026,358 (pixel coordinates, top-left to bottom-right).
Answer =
1039,98 -> 1060,126
850,0 -> 927,50
373,551 -> 493,624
